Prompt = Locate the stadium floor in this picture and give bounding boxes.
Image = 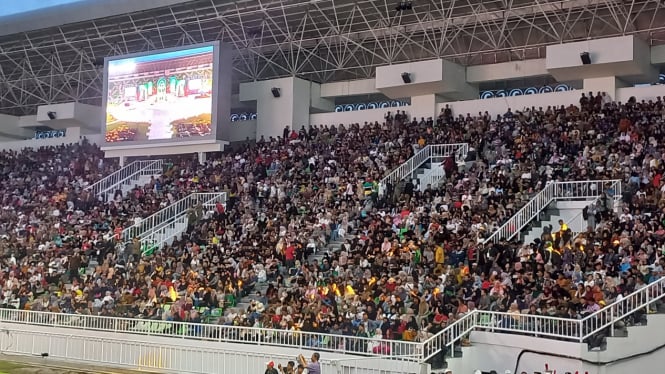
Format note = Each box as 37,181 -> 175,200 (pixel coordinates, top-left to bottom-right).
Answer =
0,355 -> 156,374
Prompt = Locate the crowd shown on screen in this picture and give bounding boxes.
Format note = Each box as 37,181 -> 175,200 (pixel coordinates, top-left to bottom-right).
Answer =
0,92 -> 664,358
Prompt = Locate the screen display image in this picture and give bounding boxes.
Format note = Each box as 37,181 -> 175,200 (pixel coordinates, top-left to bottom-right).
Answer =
104,45 -> 215,143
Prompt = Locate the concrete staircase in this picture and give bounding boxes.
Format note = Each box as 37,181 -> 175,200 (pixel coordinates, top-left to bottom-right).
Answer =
85,160 -> 163,201
121,192 -> 226,247
413,161 -> 445,192
379,143 -> 469,196
519,198 -> 614,245
106,174 -> 154,201
438,300 -> 665,373
484,180 -> 622,245
519,201 -> 564,244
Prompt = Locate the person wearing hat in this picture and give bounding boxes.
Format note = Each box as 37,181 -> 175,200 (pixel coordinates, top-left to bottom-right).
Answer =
265,361 -> 278,374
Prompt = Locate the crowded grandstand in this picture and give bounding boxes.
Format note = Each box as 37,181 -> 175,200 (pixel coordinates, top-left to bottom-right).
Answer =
1,92 -> 664,368
2,1 -> 665,374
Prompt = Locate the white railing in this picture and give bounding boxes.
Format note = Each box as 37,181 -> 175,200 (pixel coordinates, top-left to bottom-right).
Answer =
0,308 -> 421,361
421,309 -> 475,361
579,275 -> 665,341
139,215 -> 189,252
552,180 -> 621,200
417,162 -> 446,192
0,275 -> 662,364
483,182 -> 556,244
379,143 -> 468,195
85,159 -> 163,198
122,192 -> 226,242
566,179 -> 622,237
421,276 -> 665,360
0,328 -> 424,374
483,180 -> 622,244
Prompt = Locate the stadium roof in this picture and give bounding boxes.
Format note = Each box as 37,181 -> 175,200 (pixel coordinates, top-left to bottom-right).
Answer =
1,0 -> 664,116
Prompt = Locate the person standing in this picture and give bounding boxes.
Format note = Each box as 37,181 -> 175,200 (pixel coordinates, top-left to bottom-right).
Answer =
264,361 -> 278,374
298,352 -> 320,374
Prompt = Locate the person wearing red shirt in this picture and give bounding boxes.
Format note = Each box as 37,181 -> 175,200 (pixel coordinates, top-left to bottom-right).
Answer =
284,243 -> 296,269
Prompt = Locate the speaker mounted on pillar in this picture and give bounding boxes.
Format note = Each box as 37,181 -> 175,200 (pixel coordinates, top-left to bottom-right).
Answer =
271,87 -> 281,98
580,52 -> 591,65
401,72 -> 411,84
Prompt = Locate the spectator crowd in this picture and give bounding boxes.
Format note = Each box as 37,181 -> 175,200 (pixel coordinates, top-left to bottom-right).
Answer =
0,92 -> 664,362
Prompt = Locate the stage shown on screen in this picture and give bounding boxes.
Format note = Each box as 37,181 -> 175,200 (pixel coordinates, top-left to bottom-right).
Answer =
104,45 -> 215,143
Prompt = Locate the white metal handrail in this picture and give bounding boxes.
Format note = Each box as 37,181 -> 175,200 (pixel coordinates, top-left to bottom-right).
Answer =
0,308 -> 421,360
483,182 -> 556,244
565,180 -> 622,237
141,193 -> 226,249
85,159 -> 163,197
579,275 -> 665,341
421,310 -> 475,361
472,310 -> 581,340
421,276 -> 665,359
0,328 -> 423,374
379,143 -> 468,195
483,180 -> 622,244
0,275 -> 662,363
122,192 -> 226,242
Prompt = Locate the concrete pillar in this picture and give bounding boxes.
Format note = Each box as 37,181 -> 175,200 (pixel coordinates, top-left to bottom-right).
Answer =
409,94 -> 437,122
198,152 -> 207,164
583,77 -> 627,101
546,36 -> 657,92
239,77 -> 333,139
119,156 -> 127,167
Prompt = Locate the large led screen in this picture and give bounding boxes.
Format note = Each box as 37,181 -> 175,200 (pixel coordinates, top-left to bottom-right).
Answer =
104,45 -> 215,143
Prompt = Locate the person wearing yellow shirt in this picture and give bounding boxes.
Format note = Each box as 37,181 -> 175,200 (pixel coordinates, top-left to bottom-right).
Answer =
558,219 -> 568,234
434,245 -> 445,266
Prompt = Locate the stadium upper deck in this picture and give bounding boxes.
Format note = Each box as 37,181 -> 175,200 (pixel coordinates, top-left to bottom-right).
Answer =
1,0 -> 665,116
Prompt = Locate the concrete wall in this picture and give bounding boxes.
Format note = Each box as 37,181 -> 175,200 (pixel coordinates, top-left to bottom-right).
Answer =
240,77 -> 315,138
376,59 -> 476,101
546,36 -> 657,82
0,127 -> 84,151
439,89 -> 581,118
467,59 -> 549,83
310,107 -> 398,127
448,320 -> 665,374
0,323 -> 423,374
0,114 -> 33,139
320,79 -> 378,98
36,102 -> 100,132
227,120 -> 257,142
616,84 -> 665,103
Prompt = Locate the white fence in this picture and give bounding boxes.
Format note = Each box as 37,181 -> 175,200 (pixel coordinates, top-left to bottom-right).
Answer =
483,180 -> 622,244
0,275 -> 662,367
0,308 -> 421,361
379,143 -> 468,195
0,327 -> 423,374
417,163 -> 446,191
421,275 -> 665,359
121,192 -> 226,243
85,159 -> 163,198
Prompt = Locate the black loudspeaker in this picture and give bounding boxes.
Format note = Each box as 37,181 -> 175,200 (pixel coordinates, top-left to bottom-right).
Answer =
47,111 -> 56,120
271,87 -> 281,98
580,52 -> 591,65
401,72 -> 411,84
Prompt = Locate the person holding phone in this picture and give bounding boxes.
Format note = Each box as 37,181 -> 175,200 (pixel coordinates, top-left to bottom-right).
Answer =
297,352 -> 320,374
